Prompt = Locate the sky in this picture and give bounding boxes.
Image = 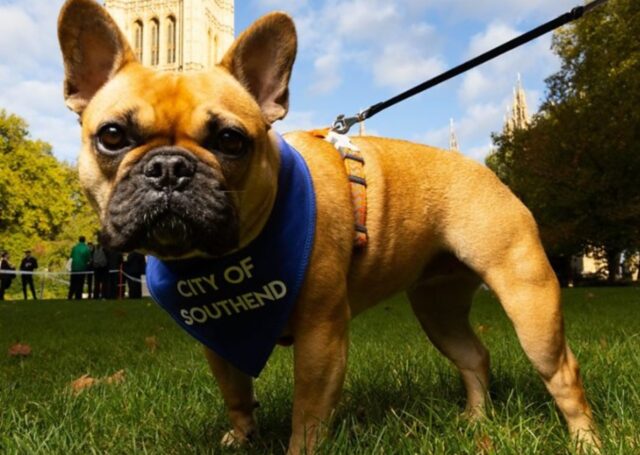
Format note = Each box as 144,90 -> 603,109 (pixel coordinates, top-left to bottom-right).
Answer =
0,0 -> 580,163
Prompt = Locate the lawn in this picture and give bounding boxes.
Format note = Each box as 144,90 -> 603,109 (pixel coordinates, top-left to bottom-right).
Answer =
1,288 -> 639,454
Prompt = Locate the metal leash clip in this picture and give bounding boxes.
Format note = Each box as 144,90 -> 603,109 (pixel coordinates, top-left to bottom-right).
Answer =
331,108 -> 370,135
331,114 -> 359,135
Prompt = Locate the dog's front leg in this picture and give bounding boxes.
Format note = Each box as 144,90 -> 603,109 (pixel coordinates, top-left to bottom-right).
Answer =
204,347 -> 258,447
288,299 -> 350,455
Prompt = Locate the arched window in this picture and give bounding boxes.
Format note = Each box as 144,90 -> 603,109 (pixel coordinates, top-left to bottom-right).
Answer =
213,34 -> 219,64
207,29 -> 212,67
150,18 -> 160,66
133,20 -> 143,62
167,16 -> 176,64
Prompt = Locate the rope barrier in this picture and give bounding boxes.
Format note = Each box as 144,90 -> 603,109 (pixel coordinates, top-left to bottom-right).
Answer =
0,269 -> 144,283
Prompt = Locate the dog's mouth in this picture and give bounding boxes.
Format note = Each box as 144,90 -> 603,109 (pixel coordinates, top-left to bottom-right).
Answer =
100,148 -> 239,259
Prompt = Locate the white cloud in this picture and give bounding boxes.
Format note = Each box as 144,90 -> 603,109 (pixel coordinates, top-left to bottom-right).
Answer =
459,102 -> 505,141
467,143 -> 494,162
254,0 -> 309,13
429,0 -> 579,22
0,80 -> 63,117
466,22 -> 519,58
459,21 -> 558,104
419,98 -> 507,161
372,23 -> 445,89
310,47 -> 343,94
420,85 -> 542,162
330,1 -> 400,39
420,124 -> 449,150
374,52 -> 444,89
275,110 -> 322,134
2,0 -> 574,164
0,6 -> 40,67
459,70 -> 492,103
0,1 -> 65,71
258,0 -> 445,94
446,18 -> 562,159
0,72 -> 81,162
269,0 -> 568,159
0,0 -> 80,162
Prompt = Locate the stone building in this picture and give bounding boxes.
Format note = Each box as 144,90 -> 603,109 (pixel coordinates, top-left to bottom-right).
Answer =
104,0 -> 234,72
504,73 -> 530,135
449,118 -> 459,152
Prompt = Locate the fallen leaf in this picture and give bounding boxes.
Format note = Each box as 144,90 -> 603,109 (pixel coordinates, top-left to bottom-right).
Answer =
105,369 -> 125,385
8,343 -> 32,357
145,336 -> 159,353
113,308 -> 128,318
69,370 -> 125,394
476,434 -> 494,454
70,374 -> 98,394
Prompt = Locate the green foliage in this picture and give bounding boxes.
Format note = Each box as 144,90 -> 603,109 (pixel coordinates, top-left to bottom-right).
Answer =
0,109 -> 99,298
487,0 -> 640,261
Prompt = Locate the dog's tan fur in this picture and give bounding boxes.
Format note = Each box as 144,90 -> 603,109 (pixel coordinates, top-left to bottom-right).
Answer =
58,0 -> 598,452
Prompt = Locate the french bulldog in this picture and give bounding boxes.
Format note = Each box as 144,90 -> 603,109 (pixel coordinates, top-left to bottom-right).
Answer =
58,0 -> 599,452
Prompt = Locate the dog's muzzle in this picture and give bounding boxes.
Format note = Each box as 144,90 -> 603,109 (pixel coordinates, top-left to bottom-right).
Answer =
101,147 -> 239,258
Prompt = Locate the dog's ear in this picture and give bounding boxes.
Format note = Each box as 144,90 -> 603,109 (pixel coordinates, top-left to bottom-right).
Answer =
58,0 -> 137,115
221,12 -> 297,124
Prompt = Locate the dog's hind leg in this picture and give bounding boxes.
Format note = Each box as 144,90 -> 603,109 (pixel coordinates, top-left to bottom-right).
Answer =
407,261 -> 489,417
445,195 -> 599,449
480,241 -> 598,448
204,348 -> 258,447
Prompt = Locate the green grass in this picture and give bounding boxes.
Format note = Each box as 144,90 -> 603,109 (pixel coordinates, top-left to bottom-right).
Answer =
1,288 -> 639,454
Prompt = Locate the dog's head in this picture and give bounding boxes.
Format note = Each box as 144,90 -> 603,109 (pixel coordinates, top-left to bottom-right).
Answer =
58,0 -> 297,259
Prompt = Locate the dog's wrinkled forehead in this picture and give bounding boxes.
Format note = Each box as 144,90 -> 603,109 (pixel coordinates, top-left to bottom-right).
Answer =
82,66 -> 266,144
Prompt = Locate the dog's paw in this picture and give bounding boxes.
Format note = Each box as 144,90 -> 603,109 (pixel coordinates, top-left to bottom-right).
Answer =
220,429 -> 256,448
461,404 -> 487,422
574,429 -> 602,454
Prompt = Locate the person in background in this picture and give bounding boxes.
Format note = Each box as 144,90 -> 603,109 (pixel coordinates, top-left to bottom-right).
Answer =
67,236 -> 91,300
105,248 -> 123,299
86,242 -> 95,299
124,252 -> 146,299
92,240 -> 109,299
19,250 -> 38,299
0,251 -> 16,301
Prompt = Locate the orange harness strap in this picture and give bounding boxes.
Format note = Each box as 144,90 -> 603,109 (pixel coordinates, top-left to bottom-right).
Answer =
308,128 -> 368,249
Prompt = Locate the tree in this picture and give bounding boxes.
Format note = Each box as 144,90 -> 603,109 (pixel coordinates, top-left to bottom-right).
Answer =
0,110 -> 99,298
1,111 -> 78,240
487,0 -> 640,282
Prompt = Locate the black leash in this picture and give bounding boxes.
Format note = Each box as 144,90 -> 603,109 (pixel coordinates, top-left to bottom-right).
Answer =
331,0 -> 609,134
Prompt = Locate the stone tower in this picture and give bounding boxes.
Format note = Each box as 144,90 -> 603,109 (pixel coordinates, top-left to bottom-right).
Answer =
449,118 -> 459,152
104,0 -> 234,72
504,73 -> 530,134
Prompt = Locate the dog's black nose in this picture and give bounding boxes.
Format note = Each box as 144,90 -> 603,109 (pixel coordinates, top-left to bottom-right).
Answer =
143,152 -> 196,191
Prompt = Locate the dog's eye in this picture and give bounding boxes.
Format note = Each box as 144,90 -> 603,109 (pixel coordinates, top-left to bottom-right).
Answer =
209,128 -> 248,159
96,124 -> 131,154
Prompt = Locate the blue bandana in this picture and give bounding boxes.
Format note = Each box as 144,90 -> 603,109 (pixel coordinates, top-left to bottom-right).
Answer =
146,134 -> 315,377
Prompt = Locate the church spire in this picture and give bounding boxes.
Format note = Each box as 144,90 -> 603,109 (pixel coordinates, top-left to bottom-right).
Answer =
358,119 -> 366,136
505,73 -> 530,134
449,118 -> 459,152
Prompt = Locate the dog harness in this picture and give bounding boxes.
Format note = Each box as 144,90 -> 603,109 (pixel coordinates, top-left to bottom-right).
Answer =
309,128 -> 369,248
145,134 -> 316,377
